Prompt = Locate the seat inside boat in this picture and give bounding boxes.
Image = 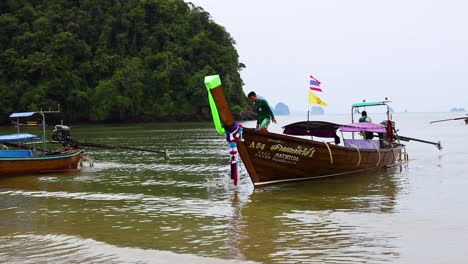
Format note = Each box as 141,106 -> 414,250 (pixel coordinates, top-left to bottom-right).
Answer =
343,139 -> 380,149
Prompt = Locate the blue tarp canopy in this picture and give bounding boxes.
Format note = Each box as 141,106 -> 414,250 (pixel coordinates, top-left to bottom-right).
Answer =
9,112 -> 37,118
0,133 -> 38,142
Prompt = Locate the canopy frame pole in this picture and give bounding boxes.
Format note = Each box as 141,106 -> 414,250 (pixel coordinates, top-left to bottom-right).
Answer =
40,112 -> 46,155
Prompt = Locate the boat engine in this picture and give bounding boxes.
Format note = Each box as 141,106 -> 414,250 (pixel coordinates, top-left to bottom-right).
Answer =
380,120 -> 397,135
380,120 -> 395,129
52,125 -> 73,145
379,120 -> 398,147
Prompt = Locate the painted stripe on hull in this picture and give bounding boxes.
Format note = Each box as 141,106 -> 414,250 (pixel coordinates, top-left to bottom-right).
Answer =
0,151 -> 81,161
253,166 -> 389,186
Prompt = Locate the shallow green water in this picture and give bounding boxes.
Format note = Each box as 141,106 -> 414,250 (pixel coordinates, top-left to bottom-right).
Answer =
1,113 -> 467,263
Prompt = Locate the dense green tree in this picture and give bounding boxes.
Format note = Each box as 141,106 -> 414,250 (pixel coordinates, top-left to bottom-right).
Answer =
0,0 -> 248,124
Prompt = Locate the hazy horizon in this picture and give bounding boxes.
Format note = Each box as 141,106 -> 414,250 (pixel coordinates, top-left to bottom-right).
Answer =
188,0 -> 468,114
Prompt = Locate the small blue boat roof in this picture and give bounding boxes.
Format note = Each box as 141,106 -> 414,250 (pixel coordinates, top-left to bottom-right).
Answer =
0,133 -> 38,142
9,112 -> 37,118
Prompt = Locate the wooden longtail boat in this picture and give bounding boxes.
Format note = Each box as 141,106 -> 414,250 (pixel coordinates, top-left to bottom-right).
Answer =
205,75 -> 409,187
238,123 -> 404,186
0,112 -> 82,176
0,148 -> 82,175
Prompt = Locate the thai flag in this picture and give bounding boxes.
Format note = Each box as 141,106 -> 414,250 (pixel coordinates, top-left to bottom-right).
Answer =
309,75 -> 323,92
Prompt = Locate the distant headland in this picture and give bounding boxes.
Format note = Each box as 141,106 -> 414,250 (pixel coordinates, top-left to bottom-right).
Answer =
450,107 -> 465,112
310,106 -> 325,115
273,102 -> 290,115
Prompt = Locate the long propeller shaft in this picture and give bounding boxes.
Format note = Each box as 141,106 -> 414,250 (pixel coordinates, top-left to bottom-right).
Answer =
397,135 -> 442,151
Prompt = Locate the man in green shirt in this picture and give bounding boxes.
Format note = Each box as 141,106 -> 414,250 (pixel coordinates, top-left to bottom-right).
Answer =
248,91 -> 277,132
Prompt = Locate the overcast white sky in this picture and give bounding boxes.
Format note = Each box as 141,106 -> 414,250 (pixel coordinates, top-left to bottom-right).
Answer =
188,0 -> 468,113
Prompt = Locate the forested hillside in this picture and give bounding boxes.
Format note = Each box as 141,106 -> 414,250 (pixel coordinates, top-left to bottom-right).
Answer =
0,0 -> 247,123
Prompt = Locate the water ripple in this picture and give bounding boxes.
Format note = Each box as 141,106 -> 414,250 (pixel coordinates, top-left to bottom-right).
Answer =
0,234 -> 258,264
0,190 -> 238,219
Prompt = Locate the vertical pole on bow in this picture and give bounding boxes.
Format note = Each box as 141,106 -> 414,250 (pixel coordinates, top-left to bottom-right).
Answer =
205,75 -> 239,185
204,75 -> 259,186
204,75 -> 236,131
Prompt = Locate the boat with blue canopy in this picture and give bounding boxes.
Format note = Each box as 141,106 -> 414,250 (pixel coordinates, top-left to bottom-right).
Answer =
0,111 -> 82,176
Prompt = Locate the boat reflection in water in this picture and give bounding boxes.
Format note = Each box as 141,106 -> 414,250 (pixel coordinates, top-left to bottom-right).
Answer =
231,165 -> 405,263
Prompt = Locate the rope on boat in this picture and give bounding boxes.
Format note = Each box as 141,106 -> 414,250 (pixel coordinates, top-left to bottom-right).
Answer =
395,136 -> 409,162
396,137 -> 402,162
373,145 -> 381,166
402,146 -> 409,161
79,151 -> 94,167
390,146 -> 396,164
350,144 -> 361,167
323,141 -> 333,164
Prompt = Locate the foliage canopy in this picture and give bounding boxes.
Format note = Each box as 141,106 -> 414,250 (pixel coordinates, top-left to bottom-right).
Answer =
0,0 -> 248,123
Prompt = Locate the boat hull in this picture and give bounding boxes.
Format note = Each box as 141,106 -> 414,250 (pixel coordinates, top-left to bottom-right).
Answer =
237,128 -> 403,186
0,149 -> 82,176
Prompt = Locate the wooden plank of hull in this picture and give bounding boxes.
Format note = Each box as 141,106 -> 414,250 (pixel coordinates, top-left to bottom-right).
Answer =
237,128 -> 402,186
0,149 -> 82,176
